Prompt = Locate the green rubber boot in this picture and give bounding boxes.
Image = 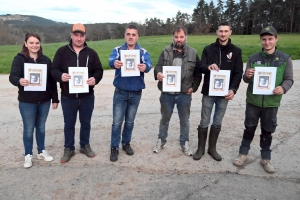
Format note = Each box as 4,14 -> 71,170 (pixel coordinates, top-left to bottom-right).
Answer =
208,126 -> 222,161
193,126 -> 208,160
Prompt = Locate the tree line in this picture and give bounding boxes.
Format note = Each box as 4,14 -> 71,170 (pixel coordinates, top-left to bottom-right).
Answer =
140,0 -> 299,36
0,0 -> 299,45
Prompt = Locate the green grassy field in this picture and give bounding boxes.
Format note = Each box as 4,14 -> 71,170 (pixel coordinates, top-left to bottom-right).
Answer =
0,34 -> 299,74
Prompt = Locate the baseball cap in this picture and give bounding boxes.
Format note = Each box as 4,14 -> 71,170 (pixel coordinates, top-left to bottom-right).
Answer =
260,26 -> 277,36
72,23 -> 86,34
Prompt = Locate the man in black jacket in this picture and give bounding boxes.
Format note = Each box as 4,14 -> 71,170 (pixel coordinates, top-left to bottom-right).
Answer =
51,23 -> 103,163
193,21 -> 243,161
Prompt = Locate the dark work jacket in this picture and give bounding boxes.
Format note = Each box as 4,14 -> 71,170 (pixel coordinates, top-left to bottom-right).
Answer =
9,53 -> 59,104
51,40 -> 103,98
154,44 -> 202,93
200,38 -> 243,95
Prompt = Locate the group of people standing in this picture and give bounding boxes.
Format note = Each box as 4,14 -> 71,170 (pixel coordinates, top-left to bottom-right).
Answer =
9,22 -> 293,174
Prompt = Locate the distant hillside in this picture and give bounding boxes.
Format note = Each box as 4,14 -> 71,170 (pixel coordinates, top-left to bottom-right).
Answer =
0,14 -> 69,27
0,14 -> 130,45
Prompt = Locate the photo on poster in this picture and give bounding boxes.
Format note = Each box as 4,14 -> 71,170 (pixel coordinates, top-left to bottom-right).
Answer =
30,73 -> 41,85
24,63 -> 47,91
167,74 -> 176,85
162,66 -> 181,92
68,67 -> 89,93
125,58 -> 135,70
258,75 -> 269,88
120,50 -> 140,77
73,75 -> 83,86
209,70 -> 230,96
253,67 -> 277,95
213,78 -> 224,90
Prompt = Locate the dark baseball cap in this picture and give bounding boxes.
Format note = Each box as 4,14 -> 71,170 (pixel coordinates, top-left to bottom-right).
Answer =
260,26 -> 277,36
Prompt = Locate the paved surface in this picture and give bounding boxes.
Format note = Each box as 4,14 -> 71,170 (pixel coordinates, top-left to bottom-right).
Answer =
0,61 -> 299,199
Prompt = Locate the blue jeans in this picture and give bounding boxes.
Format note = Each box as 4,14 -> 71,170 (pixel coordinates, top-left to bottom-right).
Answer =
158,93 -> 191,146
19,100 -> 51,155
110,88 -> 142,149
61,94 -> 94,150
199,95 -> 229,129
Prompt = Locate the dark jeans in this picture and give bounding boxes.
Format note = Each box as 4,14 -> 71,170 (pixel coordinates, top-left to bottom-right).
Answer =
61,94 -> 95,150
239,103 -> 278,160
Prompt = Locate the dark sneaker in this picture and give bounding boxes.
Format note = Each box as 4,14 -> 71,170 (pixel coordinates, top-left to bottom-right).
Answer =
110,147 -> 119,162
122,143 -> 134,155
61,148 -> 75,163
80,144 -> 95,158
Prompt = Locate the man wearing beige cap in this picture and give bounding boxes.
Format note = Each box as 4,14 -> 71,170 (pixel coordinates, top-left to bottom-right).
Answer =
51,23 -> 103,163
233,26 -> 294,173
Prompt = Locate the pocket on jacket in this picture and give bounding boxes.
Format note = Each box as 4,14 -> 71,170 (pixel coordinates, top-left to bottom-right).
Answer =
274,61 -> 284,66
188,61 -> 195,71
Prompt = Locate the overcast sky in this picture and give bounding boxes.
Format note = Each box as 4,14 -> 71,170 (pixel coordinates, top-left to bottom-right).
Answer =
0,0 -> 205,24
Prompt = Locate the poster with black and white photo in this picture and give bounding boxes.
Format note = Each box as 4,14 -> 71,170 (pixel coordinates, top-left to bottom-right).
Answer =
24,63 -> 47,91
253,67 -> 277,95
162,66 -> 181,92
120,50 -> 140,77
68,67 -> 89,93
209,70 -> 230,96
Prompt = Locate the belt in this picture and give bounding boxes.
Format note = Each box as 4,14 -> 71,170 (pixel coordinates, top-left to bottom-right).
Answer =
163,92 -> 182,95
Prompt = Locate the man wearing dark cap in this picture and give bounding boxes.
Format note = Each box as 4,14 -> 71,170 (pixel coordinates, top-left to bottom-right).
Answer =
233,26 -> 294,173
51,23 -> 103,163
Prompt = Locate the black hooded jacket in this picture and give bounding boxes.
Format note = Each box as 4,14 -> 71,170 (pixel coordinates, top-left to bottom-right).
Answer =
9,53 -> 59,104
51,40 -> 103,98
200,38 -> 243,95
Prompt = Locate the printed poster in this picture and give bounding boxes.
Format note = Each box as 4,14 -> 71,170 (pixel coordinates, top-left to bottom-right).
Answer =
24,63 -> 47,91
68,67 -> 89,93
253,67 -> 277,95
120,50 -> 140,77
162,66 -> 181,92
209,70 -> 230,96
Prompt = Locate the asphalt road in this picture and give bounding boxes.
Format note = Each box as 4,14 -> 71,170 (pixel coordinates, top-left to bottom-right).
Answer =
0,61 -> 299,200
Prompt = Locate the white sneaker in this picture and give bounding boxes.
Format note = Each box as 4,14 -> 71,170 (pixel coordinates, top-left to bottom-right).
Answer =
23,154 -> 32,168
153,138 -> 166,153
180,141 -> 193,156
37,150 -> 54,162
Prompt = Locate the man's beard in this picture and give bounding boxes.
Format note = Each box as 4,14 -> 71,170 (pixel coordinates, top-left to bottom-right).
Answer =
174,41 -> 185,49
